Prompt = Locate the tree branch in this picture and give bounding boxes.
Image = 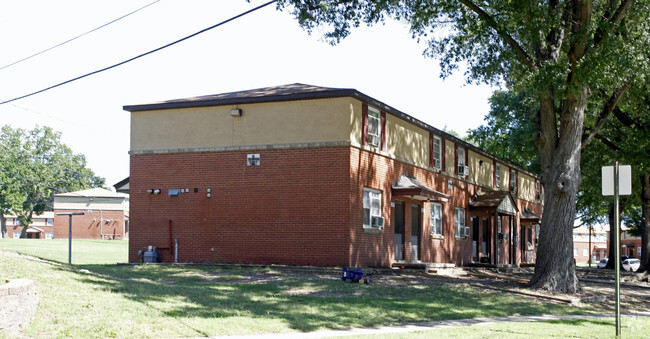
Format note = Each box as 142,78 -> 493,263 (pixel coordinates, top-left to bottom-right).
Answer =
594,0 -> 633,47
581,80 -> 633,149
595,134 -> 620,151
458,0 -> 535,69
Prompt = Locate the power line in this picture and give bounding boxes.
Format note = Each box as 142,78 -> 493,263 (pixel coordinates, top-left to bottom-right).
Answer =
0,0 -> 161,72
0,0 -> 278,106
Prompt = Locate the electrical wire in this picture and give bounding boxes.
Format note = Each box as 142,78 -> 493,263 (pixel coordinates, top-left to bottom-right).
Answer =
0,0 -> 161,72
0,0 -> 278,106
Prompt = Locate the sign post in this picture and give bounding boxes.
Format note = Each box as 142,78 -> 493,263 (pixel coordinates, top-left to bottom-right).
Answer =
56,212 -> 84,264
602,162 -> 632,338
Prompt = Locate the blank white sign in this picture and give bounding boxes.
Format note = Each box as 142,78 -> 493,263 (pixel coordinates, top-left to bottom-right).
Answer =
602,165 -> 632,196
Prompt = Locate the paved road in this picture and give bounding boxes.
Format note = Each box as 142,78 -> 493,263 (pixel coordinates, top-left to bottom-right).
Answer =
207,312 -> 650,338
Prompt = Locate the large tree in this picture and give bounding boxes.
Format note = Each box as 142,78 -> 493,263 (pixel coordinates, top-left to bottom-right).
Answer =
0,125 -> 104,238
280,0 -> 650,292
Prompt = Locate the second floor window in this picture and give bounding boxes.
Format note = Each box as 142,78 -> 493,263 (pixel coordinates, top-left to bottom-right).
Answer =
495,164 -> 501,188
367,107 -> 381,147
510,169 -> 517,194
457,147 -> 466,177
432,136 -> 442,170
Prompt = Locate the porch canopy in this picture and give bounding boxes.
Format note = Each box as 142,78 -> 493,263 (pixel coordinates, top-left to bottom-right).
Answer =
520,207 -> 541,223
469,189 -> 518,216
26,227 -> 44,233
391,174 -> 450,202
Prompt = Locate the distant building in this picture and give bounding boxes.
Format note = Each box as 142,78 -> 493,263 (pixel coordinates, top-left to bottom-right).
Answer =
4,211 -> 55,239
53,188 -> 129,240
573,225 -> 608,263
618,226 -> 641,258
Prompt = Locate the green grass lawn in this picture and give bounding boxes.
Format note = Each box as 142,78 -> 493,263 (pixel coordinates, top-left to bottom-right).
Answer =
0,239 -> 127,264
1,240 -> 644,338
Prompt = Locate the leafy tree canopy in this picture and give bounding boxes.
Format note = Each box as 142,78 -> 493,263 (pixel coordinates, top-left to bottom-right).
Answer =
0,125 -> 104,236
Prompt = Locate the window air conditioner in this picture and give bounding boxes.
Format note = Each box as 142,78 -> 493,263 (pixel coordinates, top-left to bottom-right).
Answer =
464,226 -> 470,238
371,216 -> 385,228
463,165 -> 470,176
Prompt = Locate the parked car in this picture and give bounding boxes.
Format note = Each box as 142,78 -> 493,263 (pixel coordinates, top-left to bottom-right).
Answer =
597,258 -> 608,269
622,258 -> 640,272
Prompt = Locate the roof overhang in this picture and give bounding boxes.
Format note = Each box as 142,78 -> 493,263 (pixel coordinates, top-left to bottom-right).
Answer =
520,207 -> 541,223
469,189 -> 519,216
391,174 -> 450,203
26,227 -> 45,233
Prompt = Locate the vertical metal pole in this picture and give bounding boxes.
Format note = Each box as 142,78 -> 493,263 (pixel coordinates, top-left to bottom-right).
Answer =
614,161 -> 621,337
68,215 -> 72,265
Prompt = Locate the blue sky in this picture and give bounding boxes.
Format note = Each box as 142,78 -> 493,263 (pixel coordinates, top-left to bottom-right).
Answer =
0,0 -> 497,187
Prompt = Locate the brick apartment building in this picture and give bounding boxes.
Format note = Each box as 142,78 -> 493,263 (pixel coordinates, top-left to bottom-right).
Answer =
53,188 -> 129,240
123,84 -> 543,267
4,211 -> 55,239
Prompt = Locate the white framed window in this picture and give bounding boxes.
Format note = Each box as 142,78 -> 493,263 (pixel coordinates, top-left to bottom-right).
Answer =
430,203 -> 442,235
457,147 -> 466,176
495,164 -> 501,188
367,107 -> 381,147
535,181 -> 541,201
583,248 -> 588,257
573,248 -> 578,256
363,188 -> 382,228
638,247 -> 642,257
46,232 -> 54,239
510,169 -> 517,194
13,232 -> 21,239
455,207 -> 466,238
46,218 -> 54,226
432,136 -> 442,170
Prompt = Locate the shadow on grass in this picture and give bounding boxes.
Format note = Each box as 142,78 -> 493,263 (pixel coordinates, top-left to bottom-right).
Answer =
61,264 -> 578,333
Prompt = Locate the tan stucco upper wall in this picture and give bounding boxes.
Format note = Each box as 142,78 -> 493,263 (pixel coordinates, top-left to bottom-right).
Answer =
445,140 -> 456,174
518,172 -> 537,202
385,115 -> 429,167
468,151 -> 493,187
131,98 -> 354,151
54,197 -> 128,211
500,164 -> 511,191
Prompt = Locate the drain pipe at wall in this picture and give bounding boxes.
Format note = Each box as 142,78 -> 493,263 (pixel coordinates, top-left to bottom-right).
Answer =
174,238 -> 178,263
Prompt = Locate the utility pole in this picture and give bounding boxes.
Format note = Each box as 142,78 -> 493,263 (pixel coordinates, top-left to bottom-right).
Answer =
56,212 -> 84,264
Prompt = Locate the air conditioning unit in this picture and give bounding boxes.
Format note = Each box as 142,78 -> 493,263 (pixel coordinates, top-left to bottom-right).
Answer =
371,216 -> 385,228
368,135 -> 380,148
464,226 -> 470,238
463,165 -> 470,177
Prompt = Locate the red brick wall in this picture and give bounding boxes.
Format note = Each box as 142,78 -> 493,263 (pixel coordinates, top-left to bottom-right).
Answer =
53,210 -> 126,240
129,147 -> 352,265
130,145 -> 543,267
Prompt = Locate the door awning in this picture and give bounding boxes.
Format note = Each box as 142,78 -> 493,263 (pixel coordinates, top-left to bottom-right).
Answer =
520,207 -> 541,223
26,227 -> 45,233
469,189 -> 519,216
391,174 -> 450,202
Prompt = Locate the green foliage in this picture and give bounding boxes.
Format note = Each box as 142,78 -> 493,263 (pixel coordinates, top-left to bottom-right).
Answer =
466,90 -> 540,173
0,125 -> 104,235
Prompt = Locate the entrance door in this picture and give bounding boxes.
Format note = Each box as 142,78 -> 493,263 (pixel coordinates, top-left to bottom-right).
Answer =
482,218 -> 489,261
394,201 -> 405,261
411,204 -> 421,262
472,217 -> 479,262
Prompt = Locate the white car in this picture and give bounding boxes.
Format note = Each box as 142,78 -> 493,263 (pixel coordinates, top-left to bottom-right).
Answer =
622,258 -> 640,272
597,258 -> 608,269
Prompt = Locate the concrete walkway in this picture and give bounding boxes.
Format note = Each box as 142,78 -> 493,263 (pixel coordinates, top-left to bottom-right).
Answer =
209,312 -> 650,338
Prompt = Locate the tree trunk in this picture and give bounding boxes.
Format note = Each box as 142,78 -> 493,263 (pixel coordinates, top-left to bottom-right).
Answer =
0,211 -> 6,238
528,87 -> 586,293
639,172 -> 650,273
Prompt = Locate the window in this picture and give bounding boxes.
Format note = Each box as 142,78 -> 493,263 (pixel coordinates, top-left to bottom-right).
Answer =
583,248 -> 588,257
535,181 -> 542,201
638,247 -> 642,257
510,169 -> 517,194
457,147 -> 466,177
536,225 -> 540,241
430,203 -> 442,235
455,207 -> 466,238
46,232 -> 54,239
574,248 -> 578,256
367,107 -> 381,147
46,218 -> 54,226
495,164 -> 501,188
5,217 -> 15,226
13,232 -> 21,239
497,216 -> 502,233
363,188 -> 381,228
432,136 -> 442,170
